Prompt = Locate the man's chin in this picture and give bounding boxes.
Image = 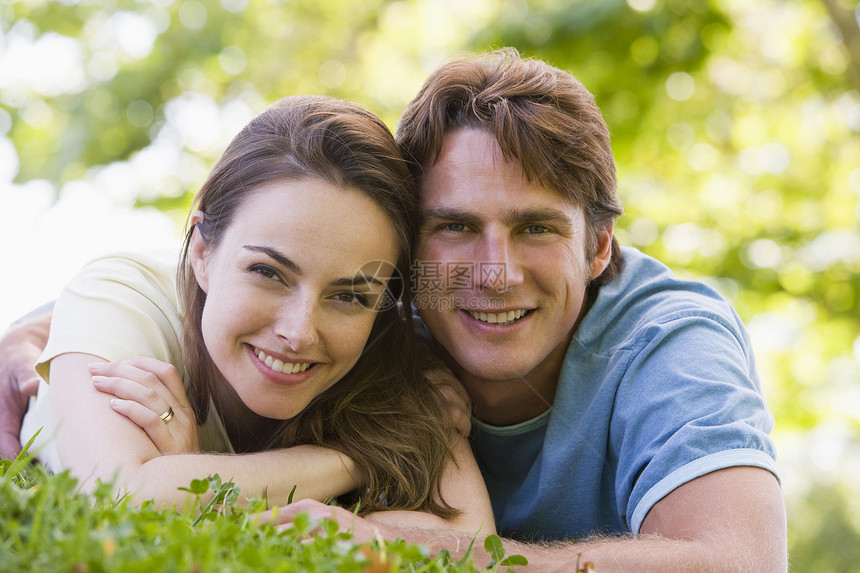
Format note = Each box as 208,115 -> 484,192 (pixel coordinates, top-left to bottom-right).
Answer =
453,353 -> 534,383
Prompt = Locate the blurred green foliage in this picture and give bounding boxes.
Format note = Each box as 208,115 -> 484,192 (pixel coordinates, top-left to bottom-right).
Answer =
1,0 -> 859,570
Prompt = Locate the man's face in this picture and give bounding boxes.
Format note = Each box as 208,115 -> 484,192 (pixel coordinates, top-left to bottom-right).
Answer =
415,128 -> 611,385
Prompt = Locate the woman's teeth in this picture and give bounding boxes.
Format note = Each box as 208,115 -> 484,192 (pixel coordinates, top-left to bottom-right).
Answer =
254,348 -> 311,374
468,309 -> 527,326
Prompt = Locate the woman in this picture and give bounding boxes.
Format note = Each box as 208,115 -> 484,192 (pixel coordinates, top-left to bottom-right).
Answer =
19,95 -> 492,530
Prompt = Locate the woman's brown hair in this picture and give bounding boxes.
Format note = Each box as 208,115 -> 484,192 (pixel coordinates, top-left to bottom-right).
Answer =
177,95 -> 455,517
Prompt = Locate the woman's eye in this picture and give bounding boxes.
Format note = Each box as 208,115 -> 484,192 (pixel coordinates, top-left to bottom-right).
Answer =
334,291 -> 370,307
249,264 -> 280,280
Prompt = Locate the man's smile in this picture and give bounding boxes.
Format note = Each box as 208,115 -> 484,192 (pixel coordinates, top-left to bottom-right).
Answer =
465,309 -> 530,326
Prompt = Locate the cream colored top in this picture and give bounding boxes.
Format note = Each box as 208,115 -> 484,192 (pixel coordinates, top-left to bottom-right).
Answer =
20,251 -> 233,471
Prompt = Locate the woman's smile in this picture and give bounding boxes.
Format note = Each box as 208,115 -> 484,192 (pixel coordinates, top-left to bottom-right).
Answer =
253,347 -> 313,375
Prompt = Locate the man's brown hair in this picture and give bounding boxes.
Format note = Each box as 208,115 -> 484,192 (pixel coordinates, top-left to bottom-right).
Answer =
397,47 -> 624,287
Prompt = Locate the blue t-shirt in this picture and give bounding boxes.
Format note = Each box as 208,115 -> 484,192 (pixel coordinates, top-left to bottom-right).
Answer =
468,247 -> 778,541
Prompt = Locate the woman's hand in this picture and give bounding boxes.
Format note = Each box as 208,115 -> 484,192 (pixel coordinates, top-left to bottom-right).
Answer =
90,357 -> 200,455
261,499 -> 385,544
424,366 -> 472,438
416,340 -> 472,437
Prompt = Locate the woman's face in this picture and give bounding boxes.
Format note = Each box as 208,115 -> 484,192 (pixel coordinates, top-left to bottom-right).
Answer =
191,179 -> 400,420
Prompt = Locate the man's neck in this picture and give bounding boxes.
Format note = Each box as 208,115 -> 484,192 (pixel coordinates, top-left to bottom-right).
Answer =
446,285 -> 599,427
452,338 -> 570,427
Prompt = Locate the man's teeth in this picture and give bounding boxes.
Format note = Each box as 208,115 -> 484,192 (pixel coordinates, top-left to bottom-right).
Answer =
468,309 -> 527,326
254,348 -> 311,374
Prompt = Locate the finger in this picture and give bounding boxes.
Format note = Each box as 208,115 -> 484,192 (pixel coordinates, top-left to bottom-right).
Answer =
265,499 -> 335,526
448,409 -> 471,437
7,349 -> 44,389
435,382 -> 469,407
428,376 -> 472,414
91,359 -> 188,408
423,373 -> 472,436
425,367 -> 471,403
92,376 -> 170,417
455,414 -> 471,436
123,357 -> 187,404
18,374 -> 41,397
0,430 -> 22,459
110,398 -> 175,452
0,370 -> 31,459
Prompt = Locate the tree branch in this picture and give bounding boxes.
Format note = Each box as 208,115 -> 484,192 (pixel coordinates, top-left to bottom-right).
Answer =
821,0 -> 860,91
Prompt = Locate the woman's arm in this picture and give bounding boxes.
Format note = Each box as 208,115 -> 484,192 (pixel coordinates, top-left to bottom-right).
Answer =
49,352 -> 360,507
264,435 -> 495,545
364,435 -> 495,535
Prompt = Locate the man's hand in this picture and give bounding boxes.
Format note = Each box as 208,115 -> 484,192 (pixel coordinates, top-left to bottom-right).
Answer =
0,312 -> 51,458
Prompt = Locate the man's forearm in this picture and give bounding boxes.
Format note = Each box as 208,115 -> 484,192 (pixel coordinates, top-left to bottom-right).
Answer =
499,533 -> 775,573
384,528 -> 781,573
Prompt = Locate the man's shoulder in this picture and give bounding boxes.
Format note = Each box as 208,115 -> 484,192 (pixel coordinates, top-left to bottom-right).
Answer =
609,247 -> 738,317
576,247 -> 746,351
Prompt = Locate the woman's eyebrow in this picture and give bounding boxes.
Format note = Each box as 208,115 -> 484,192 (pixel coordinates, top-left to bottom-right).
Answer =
245,244 -> 385,288
330,276 -> 385,288
243,245 -> 301,275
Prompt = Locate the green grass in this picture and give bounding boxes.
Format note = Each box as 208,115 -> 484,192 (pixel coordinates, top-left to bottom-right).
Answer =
0,444 -> 526,572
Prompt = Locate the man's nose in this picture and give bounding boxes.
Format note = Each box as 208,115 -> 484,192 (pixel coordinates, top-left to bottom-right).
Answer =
473,229 -> 524,292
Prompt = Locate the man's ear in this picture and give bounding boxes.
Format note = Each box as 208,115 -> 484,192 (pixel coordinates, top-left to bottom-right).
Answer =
590,222 -> 614,280
189,210 -> 210,294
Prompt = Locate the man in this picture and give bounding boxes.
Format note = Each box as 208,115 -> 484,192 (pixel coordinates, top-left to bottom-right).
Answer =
299,49 -> 786,571
1,49 -> 786,571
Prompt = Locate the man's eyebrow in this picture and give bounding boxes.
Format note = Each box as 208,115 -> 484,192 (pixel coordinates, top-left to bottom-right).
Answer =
502,207 -> 573,227
243,245 -> 301,275
421,208 -> 483,226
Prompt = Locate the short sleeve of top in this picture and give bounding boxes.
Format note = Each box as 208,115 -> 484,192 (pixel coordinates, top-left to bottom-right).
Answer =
20,251 -> 232,471
469,247 -> 778,541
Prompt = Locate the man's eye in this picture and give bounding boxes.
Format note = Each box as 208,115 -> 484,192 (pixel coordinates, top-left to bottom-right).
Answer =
444,223 -> 467,232
526,225 -> 549,234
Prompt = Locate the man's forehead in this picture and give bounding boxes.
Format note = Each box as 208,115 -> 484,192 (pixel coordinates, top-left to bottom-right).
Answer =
434,128 -> 502,161
419,128 -> 581,213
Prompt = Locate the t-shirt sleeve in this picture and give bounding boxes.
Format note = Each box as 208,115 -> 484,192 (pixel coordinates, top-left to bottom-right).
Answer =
611,309 -> 779,534
36,252 -> 183,383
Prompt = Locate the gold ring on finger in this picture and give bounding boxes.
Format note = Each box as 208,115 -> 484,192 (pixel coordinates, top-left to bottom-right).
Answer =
159,406 -> 175,423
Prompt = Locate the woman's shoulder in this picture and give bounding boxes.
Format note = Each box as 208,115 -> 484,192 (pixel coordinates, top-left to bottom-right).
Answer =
45,248 -> 184,370
73,249 -> 179,290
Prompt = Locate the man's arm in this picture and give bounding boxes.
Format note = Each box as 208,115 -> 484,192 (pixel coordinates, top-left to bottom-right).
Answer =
272,466 -> 786,573
494,466 -> 787,573
0,306 -> 52,458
